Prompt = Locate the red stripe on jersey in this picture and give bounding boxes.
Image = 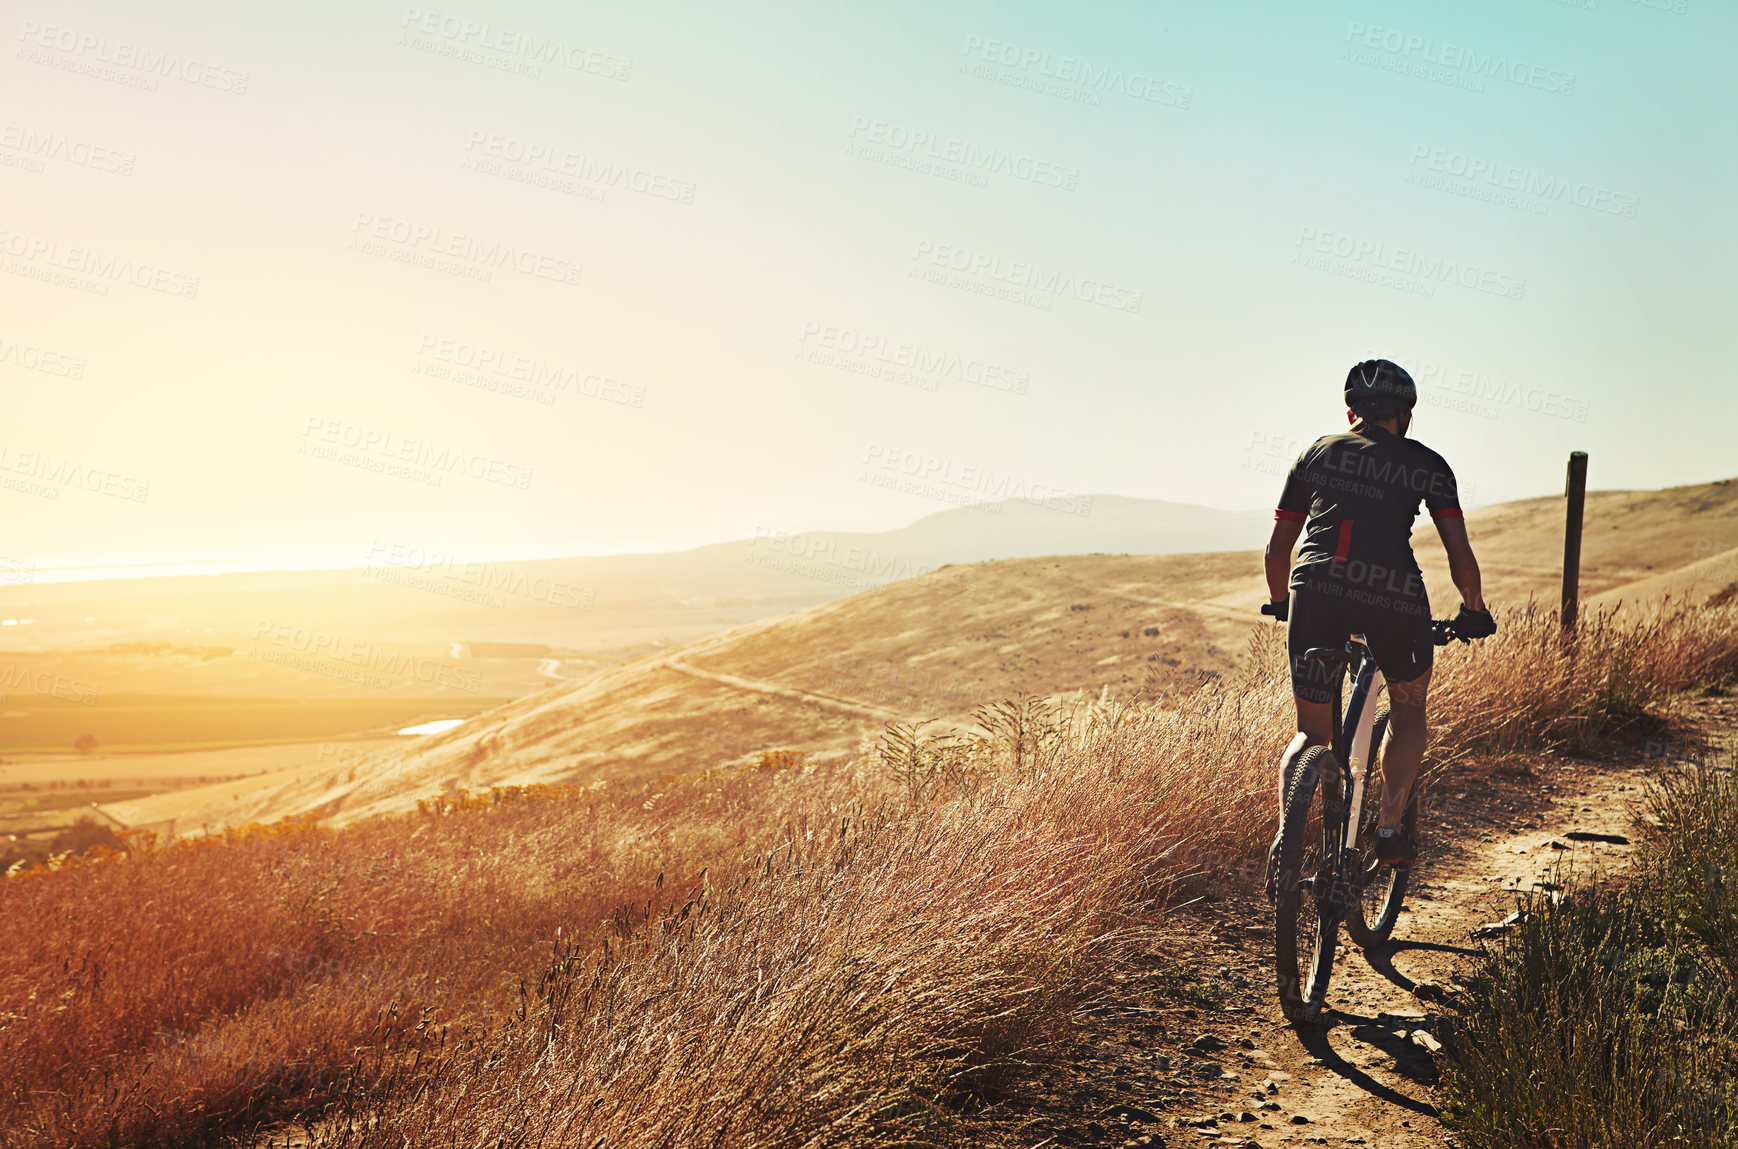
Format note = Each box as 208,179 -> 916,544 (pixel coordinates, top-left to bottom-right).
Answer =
1334,519 -> 1354,563
1274,509 -> 1307,522
1431,507 -> 1464,520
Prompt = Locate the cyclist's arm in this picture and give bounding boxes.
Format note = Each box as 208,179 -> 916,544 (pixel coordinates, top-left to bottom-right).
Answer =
1434,515 -> 1485,610
1264,517 -> 1305,602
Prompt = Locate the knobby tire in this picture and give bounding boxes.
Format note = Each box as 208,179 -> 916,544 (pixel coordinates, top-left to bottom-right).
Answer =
1274,745 -> 1342,1026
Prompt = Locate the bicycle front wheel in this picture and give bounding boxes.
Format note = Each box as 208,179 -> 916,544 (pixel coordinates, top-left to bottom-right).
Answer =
1274,745 -> 1342,1026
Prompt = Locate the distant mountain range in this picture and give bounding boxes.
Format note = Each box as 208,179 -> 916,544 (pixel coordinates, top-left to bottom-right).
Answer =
0,496 -> 1271,654
716,495 -> 1270,575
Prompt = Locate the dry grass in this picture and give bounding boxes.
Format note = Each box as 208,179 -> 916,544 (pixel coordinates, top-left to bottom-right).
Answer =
2,600 -> 1735,1148
1644,757 -> 1738,981
1440,752 -> 1738,1147
1440,876 -> 1738,1147
1426,597 -> 1738,759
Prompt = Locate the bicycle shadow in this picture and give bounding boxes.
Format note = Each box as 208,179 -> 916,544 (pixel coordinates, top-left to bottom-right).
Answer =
1293,1012 -> 1441,1117
1285,938 -> 1484,1117
1362,939 -> 1480,995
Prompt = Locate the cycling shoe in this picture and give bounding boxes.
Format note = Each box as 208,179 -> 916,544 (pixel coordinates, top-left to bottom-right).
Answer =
1373,828 -> 1418,866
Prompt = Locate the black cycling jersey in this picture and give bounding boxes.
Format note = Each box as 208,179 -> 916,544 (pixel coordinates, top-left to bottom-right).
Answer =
1275,424 -> 1460,696
1275,424 -> 1461,594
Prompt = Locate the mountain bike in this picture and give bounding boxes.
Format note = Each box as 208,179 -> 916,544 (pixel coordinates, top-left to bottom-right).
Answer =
1259,608 -> 1467,1026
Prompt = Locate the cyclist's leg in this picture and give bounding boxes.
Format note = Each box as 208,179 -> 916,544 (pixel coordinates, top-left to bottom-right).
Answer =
1279,582 -> 1340,814
1267,583 -> 1343,896
1358,581 -> 1435,832
1276,704 -> 1334,813
1377,669 -> 1430,830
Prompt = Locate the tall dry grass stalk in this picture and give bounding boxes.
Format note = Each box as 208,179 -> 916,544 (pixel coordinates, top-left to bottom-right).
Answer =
1,599 -> 1734,1147
1428,597 -> 1738,758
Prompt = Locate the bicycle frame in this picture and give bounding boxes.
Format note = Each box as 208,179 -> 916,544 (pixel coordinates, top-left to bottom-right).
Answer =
1330,636 -> 1386,853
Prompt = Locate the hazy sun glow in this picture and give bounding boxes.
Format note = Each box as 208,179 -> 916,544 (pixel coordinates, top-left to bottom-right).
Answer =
3,1 -> 1733,576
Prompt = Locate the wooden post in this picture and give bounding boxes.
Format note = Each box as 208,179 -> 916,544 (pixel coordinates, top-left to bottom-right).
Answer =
1562,451 -> 1588,629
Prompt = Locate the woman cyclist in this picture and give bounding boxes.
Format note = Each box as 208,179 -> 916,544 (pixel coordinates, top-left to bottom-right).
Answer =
1263,359 -> 1495,872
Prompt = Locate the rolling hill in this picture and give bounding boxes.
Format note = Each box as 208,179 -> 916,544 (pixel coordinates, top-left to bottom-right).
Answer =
91,476 -> 1738,835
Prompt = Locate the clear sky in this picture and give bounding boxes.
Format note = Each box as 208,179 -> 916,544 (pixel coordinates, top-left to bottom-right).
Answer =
4,0 -> 1732,578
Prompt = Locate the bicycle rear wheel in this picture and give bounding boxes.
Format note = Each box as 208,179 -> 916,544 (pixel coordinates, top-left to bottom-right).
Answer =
1345,707 -> 1418,948
1274,745 -> 1343,1025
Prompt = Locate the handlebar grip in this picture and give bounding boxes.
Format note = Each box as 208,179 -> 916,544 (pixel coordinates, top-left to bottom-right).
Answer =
1434,608 -> 1497,645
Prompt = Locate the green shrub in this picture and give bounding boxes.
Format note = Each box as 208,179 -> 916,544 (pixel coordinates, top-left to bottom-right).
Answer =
1646,759 -> 1738,979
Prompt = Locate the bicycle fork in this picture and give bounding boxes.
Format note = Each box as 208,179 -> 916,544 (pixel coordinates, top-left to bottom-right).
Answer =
1322,648 -> 1385,917
1342,654 -> 1387,854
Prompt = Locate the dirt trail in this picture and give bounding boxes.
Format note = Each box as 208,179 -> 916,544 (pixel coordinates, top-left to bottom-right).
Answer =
1230,753 -> 1660,1148
994,695 -> 1737,1148
660,654 -> 909,722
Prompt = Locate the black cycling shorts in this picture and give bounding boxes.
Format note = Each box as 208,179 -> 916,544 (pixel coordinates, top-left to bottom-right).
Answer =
1286,575 -> 1433,703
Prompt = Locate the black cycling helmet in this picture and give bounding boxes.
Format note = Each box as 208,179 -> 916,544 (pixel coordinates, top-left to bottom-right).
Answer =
1344,358 -> 1417,411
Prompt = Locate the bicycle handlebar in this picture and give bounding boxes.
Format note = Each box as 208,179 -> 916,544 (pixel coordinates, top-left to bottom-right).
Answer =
1269,606 -> 1485,664
1432,616 -> 1472,646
